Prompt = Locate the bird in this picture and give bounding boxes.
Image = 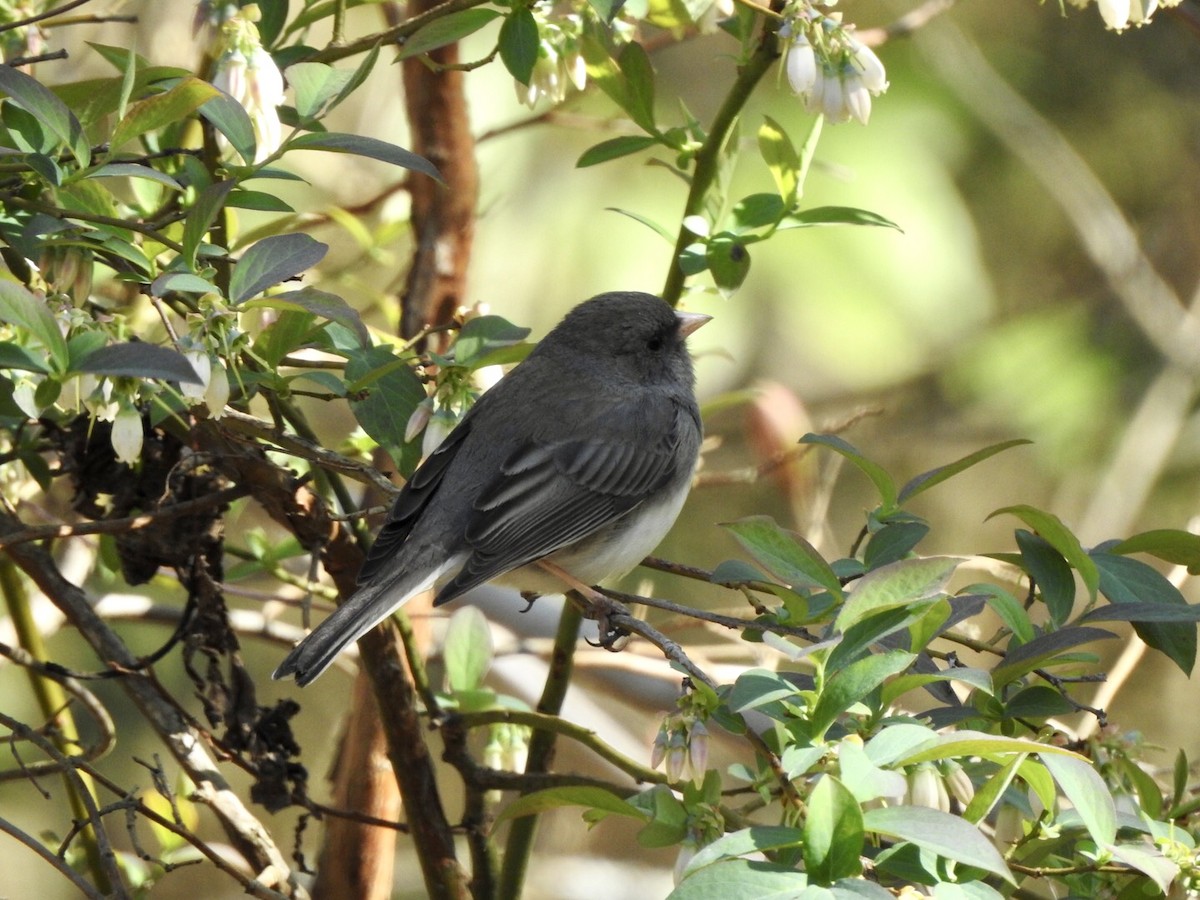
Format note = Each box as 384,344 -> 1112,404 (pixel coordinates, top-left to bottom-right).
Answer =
273,291 -> 710,685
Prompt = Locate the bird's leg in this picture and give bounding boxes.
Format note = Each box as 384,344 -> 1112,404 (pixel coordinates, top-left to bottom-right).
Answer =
535,560 -> 630,650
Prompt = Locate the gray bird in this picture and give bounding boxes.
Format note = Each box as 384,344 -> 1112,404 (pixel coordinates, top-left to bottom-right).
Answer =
273,291 -> 709,685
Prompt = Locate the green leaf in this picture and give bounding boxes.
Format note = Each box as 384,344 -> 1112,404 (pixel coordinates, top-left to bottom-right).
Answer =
881,666 -> 993,709
729,193 -> 786,233
245,287 -> 370,349
1108,843 -> 1179,895
0,341 -> 50,374
1082,602 -> 1200,623
863,521 -> 930,569
443,606 -> 492,692
182,180 -> 235,269
682,825 -> 803,877
226,189 -> 294,212
287,62 -> 354,120
726,668 -> 801,714
75,342 -> 202,384
86,163 -> 182,190
198,92 -> 257,164
498,7 -> 539,85
1015,530 -> 1075,627
988,505 -> 1099,601
836,557 -> 961,632
892,729 -> 1084,767
898,439 -> 1031,504
605,206 -> 676,242
800,434 -> 897,511
963,753 -> 1024,824
617,41 -> 657,132
809,650 -> 914,737
1041,752 -> 1117,845
0,282 -> 69,373
758,116 -> 800,205
803,775 -> 863,883
991,626 -> 1117,687
110,76 -> 219,150
288,131 -> 442,182
1091,551 -> 1196,674
721,516 -> 843,597
495,786 -> 646,824
669,858 -> 806,899
0,64 -> 89,166
577,135 -> 660,168
1002,684 -> 1075,719
229,233 -> 329,304
151,272 -> 217,295
453,315 -> 531,367
1111,528 -> 1200,574
397,9 -> 502,60
969,582 -> 1034,644
778,206 -> 901,232
706,234 -> 750,297
861,806 -> 1013,882
346,345 -> 425,474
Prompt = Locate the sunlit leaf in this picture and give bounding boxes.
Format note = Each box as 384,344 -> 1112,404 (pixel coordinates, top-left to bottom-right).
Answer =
229,233 -> 329,303
862,806 -> 1013,882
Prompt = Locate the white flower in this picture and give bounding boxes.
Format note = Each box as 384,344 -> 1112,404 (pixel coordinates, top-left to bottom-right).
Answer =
111,406 -> 144,465
1098,0 -> 1132,29
818,72 -> 849,124
847,38 -> 888,94
785,33 -> 818,96
181,350 -> 212,401
208,21 -> 284,162
205,362 -> 230,418
1128,0 -> 1159,23
843,71 -> 872,124
516,42 -> 565,108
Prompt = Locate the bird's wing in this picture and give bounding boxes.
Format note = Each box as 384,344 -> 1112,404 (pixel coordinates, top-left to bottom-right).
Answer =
432,402 -> 694,603
355,419 -> 473,584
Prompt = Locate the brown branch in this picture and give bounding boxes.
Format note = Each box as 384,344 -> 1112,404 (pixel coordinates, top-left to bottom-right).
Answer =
0,486 -> 249,550
0,813 -> 106,899
0,511 -> 305,897
391,0 -> 479,340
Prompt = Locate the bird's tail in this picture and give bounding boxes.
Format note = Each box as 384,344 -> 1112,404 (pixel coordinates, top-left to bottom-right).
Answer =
272,564 -> 444,686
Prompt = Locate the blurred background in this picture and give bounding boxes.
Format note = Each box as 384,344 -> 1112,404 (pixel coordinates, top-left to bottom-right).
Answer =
4,1 -> 1200,896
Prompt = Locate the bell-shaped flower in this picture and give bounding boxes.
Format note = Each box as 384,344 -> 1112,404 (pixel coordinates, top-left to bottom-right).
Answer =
785,33 -> 818,97
1097,0 -> 1132,28
111,406 -> 144,466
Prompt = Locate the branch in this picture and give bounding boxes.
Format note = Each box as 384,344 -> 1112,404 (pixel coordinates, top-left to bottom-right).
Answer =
0,512 -> 305,897
0,486 -> 249,550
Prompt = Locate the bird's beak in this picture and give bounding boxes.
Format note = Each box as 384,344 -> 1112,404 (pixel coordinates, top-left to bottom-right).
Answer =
675,310 -> 712,338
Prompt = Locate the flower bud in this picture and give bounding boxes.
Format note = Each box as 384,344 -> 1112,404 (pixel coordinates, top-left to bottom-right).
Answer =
205,362 -> 230,418
687,720 -> 709,779
650,721 -> 669,770
785,34 -> 818,97
181,351 -> 212,401
943,763 -> 975,809
907,764 -> 944,810
1098,0 -> 1132,29
665,730 -> 688,783
111,406 -> 144,466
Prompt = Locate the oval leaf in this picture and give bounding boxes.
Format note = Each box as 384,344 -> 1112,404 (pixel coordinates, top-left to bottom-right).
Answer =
862,806 -> 1013,882
229,233 -> 328,304
75,342 -> 202,384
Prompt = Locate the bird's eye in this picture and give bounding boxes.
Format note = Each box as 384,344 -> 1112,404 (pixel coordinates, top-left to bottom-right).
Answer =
647,336 -> 664,352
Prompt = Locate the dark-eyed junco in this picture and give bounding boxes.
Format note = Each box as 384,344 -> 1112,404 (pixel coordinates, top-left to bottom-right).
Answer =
274,291 -> 709,685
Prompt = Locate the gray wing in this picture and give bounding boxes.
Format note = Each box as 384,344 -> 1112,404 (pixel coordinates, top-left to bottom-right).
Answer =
431,402 -> 696,604
355,420 -> 473,584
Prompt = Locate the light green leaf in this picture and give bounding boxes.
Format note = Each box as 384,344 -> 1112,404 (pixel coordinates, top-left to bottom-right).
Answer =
397,9 -> 502,60
495,786 -> 646,824
1041,751 -> 1117,846
898,439 -> 1031,504
836,556 -> 961,632
800,433 -> 897,511
670,859 -> 806,899
1111,528 -> 1200,574
577,135 -> 660,168
182,180 -> 235,269
809,650 -> 914,737
803,775 -> 863,883
721,516 -> 843,597
110,76 -> 219,150
0,282 -> 69,373
443,606 -> 493,693
778,206 -> 901,232
286,62 -> 354,120
246,287 -> 369,349
198,92 -> 256,164
987,505 -> 1098,600
0,64 -> 89,166
683,825 -> 803,877
862,806 -> 1013,882
758,116 -> 800,205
